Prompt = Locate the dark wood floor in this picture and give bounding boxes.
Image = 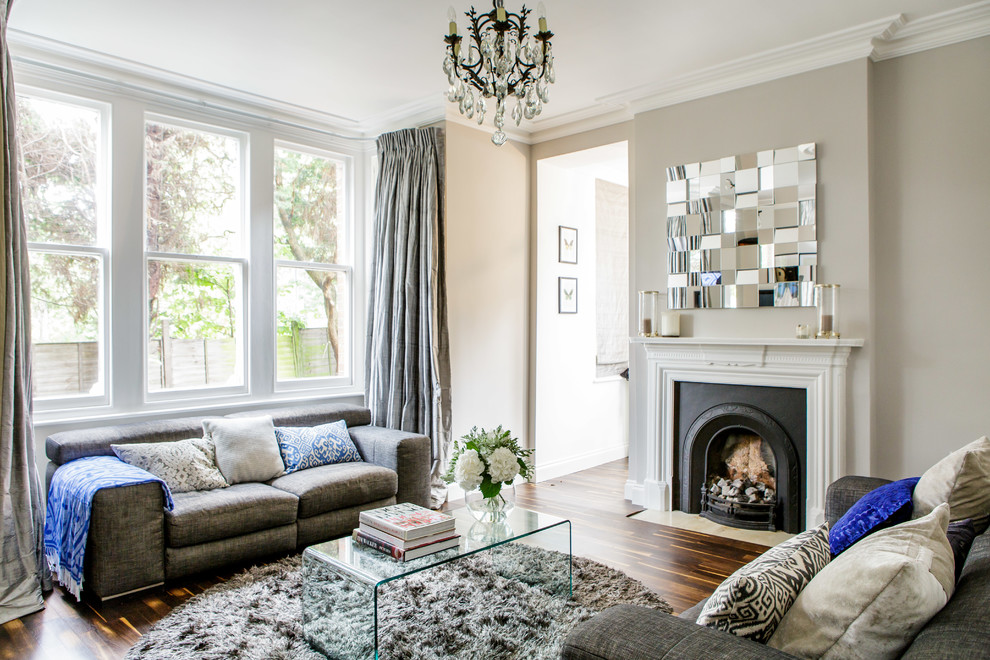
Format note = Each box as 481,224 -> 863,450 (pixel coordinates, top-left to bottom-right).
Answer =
0,458 -> 768,660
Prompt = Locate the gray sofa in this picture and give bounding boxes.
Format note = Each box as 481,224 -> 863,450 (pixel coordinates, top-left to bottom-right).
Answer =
45,402 -> 431,601
562,476 -> 990,659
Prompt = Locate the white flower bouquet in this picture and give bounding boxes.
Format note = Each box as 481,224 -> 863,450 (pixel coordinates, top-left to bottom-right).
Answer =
442,426 -> 534,501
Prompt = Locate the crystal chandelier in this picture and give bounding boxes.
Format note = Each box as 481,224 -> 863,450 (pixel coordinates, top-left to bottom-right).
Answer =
443,1 -> 555,146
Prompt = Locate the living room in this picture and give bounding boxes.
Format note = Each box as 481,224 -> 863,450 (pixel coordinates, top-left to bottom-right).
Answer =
1,1 -> 988,658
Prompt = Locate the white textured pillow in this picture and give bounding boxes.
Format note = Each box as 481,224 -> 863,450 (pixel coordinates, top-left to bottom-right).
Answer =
203,415 -> 284,484
768,503 -> 956,660
112,437 -> 228,493
913,436 -> 990,521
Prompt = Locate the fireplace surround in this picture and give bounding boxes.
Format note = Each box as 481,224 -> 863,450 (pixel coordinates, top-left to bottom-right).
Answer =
628,337 -> 863,529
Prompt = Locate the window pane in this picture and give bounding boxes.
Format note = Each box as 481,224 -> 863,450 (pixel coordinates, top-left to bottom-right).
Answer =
274,147 -> 343,263
30,251 -> 104,398
148,260 -> 243,391
146,121 -> 242,257
276,267 -> 348,380
18,96 -> 100,246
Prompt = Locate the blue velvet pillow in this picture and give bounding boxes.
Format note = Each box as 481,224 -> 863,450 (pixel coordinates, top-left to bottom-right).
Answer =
829,477 -> 920,557
274,420 -> 361,474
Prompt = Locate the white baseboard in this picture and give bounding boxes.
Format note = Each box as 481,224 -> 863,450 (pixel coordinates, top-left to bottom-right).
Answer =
534,444 -> 628,483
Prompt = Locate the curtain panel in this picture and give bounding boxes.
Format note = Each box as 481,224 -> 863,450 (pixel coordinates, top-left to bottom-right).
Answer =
0,0 -> 48,625
366,128 -> 452,507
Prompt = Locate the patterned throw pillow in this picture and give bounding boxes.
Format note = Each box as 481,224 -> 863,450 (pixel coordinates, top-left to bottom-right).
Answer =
829,477 -> 920,556
111,437 -> 228,493
274,420 -> 362,474
696,523 -> 830,643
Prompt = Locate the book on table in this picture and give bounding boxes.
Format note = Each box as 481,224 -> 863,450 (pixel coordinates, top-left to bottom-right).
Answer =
357,523 -> 458,550
352,528 -> 461,561
358,502 -> 455,541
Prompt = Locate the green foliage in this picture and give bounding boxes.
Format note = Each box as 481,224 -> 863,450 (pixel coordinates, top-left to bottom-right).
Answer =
149,262 -> 238,340
442,425 -> 535,498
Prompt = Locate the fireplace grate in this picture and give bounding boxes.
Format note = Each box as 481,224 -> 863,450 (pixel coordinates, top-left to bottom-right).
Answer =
700,488 -> 777,531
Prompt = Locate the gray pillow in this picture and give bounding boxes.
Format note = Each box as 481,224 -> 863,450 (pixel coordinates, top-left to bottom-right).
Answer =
111,437 -> 228,493
203,415 -> 284,484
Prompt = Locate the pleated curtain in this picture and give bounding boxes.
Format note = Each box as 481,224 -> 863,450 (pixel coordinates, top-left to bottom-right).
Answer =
366,128 -> 452,508
0,0 -> 48,625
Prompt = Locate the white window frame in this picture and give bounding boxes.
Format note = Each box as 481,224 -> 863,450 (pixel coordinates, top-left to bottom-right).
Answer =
273,140 -> 355,392
21,88 -> 112,412
142,113 -> 251,402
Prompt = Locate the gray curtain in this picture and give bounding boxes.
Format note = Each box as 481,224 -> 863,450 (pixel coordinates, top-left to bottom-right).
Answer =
366,128 -> 452,508
0,0 -> 48,625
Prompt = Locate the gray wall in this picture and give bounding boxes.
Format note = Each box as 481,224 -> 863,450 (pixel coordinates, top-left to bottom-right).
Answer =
630,60 -> 875,486
871,36 -> 990,477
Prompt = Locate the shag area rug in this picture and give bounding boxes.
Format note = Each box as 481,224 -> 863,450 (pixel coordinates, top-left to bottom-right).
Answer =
126,548 -> 671,660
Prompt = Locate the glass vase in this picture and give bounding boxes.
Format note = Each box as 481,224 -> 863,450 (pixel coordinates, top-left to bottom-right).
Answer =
465,487 -> 515,522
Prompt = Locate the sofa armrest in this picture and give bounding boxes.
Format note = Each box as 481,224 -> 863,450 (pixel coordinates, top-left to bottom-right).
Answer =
562,604 -> 797,659
825,475 -> 892,527
85,481 -> 166,600
347,426 -> 431,509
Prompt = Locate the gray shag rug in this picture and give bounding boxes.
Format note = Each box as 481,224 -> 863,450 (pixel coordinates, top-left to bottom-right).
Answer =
126,547 -> 671,659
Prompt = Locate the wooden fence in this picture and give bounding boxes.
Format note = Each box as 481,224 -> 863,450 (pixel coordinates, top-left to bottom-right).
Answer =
34,327 -> 335,398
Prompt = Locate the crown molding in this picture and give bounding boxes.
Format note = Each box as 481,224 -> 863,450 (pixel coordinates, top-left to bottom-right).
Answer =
871,0 -> 990,61
7,29 -> 372,145
362,93 -> 445,137
443,106 -> 534,145
599,15 -> 905,117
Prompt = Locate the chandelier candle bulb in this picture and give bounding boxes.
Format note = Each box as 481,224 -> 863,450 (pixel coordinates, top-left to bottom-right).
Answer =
537,1 -> 548,32
448,6 -> 457,34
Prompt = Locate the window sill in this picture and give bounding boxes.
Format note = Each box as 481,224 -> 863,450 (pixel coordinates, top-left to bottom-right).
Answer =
32,388 -> 365,433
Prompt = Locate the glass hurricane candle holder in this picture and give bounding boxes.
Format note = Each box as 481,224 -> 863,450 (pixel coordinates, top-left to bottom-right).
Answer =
638,291 -> 659,337
815,284 -> 840,339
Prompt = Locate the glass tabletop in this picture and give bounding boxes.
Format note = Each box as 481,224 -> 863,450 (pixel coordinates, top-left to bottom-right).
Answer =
304,505 -> 570,588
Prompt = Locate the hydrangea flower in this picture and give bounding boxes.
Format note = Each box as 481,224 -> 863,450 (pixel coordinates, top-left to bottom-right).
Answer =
455,448 -> 484,492
488,446 -> 520,483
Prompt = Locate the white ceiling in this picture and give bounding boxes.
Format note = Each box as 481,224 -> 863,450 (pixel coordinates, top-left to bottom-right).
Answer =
7,0 -> 988,138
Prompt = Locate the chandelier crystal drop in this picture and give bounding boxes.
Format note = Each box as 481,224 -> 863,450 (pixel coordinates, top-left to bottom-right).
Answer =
443,0 -> 555,146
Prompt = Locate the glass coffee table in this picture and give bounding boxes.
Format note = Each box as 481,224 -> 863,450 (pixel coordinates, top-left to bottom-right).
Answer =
302,506 -> 572,659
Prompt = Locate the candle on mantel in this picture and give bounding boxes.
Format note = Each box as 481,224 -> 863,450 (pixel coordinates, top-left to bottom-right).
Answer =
820,314 -> 833,334
661,312 -> 681,337
641,318 -> 652,336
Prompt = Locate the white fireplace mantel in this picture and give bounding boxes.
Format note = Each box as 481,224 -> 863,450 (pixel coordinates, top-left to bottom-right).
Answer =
627,336 -> 864,529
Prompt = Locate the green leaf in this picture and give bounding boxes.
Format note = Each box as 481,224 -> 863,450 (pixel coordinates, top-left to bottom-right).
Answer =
479,476 -> 502,499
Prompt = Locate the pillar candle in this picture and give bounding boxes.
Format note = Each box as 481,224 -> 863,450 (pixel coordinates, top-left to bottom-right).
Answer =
661,312 -> 681,337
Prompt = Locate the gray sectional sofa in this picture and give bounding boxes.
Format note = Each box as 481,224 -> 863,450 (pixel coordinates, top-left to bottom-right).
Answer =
45,402 -> 431,601
562,476 -> 990,659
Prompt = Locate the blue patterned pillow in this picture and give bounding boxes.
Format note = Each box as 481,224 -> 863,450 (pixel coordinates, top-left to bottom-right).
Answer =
274,421 -> 361,474
829,477 -> 920,556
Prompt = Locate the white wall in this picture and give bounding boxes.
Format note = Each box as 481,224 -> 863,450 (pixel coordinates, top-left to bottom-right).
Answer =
444,122 -> 531,448
534,144 -> 629,481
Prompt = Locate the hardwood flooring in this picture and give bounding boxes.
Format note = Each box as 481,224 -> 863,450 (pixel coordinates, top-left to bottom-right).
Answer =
1,458 -> 768,659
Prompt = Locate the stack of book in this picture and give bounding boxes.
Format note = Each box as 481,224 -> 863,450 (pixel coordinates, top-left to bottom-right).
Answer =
353,502 -> 459,561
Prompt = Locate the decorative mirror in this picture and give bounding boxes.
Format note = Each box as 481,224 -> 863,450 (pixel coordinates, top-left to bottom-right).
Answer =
665,143 -> 817,309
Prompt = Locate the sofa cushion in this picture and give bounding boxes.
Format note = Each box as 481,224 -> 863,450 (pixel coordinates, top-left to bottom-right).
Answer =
275,420 -> 361,474
112,437 -> 228,493
267,462 -> 397,519
901,529 -> 990,658
829,477 -> 919,556
203,415 -> 285,484
914,435 -> 990,521
165,483 -> 298,547
697,523 -> 830,643
769,503 -> 956,660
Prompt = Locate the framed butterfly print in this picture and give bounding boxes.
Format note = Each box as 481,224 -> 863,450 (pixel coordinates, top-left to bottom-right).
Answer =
558,226 -> 577,264
558,277 -> 578,314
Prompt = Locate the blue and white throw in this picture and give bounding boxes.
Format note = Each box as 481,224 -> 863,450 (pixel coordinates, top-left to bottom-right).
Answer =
44,456 -> 174,601
275,420 -> 362,473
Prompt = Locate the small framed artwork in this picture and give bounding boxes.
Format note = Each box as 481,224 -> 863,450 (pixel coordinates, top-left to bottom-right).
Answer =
558,226 -> 577,264
558,277 -> 578,314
